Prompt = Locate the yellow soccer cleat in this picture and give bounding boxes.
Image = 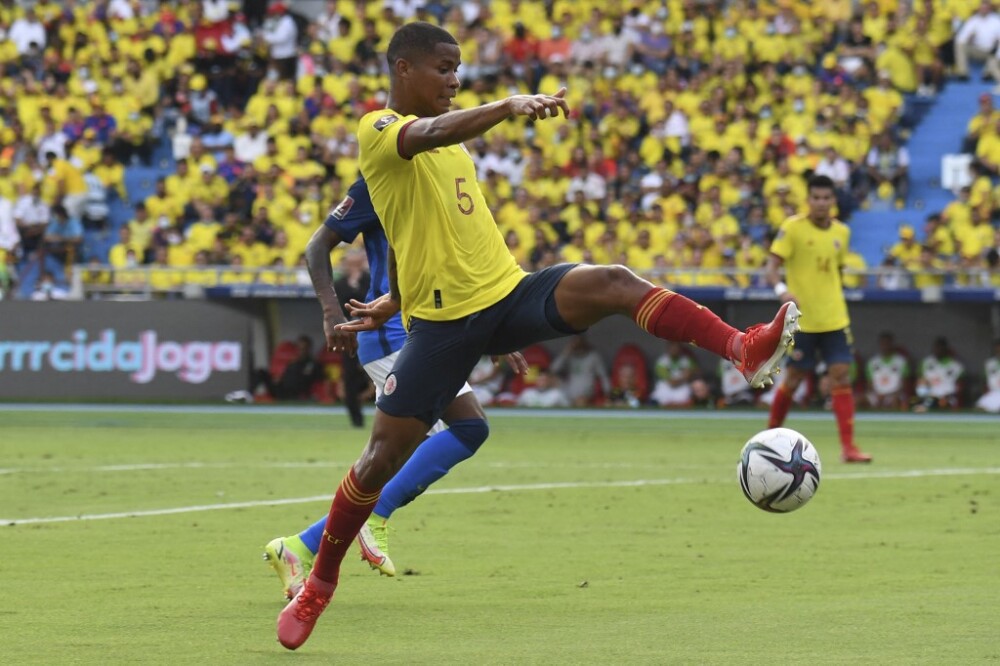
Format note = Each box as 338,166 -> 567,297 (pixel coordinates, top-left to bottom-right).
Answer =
263,535 -> 314,600
357,515 -> 396,577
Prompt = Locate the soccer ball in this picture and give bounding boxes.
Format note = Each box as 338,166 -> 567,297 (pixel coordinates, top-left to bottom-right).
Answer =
737,428 -> 821,513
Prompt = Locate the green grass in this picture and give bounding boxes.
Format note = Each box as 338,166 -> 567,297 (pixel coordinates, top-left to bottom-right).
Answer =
1,408 -> 998,664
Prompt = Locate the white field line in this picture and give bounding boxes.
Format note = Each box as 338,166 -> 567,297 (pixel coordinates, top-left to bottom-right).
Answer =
0,460 -> 652,475
0,461 -> 352,475
4,466 -> 999,526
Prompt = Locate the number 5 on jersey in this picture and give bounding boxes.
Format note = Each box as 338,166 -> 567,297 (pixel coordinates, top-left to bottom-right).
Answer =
455,177 -> 475,215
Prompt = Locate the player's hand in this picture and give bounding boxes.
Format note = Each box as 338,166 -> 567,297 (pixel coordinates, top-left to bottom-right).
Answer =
779,291 -> 797,304
323,311 -> 358,356
337,295 -> 400,332
493,351 -> 529,375
505,87 -> 569,121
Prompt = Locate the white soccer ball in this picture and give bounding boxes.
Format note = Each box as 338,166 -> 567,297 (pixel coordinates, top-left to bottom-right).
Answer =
737,427 -> 822,513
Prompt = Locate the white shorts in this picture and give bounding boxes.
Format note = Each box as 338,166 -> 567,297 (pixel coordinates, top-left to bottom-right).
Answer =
364,350 -> 473,435
976,390 -> 1000,413
651,381 -> 692,407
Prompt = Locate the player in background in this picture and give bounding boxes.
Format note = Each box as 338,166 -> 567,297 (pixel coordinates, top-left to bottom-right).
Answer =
765,174 -> 873,464
277,22 -> 800,650
974,339 -> 1000,413
263,176 -> 526,599
865,331 -> 910,409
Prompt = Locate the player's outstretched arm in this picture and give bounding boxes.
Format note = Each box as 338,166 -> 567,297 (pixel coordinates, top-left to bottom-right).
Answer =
305,225 -> 358,356
400,88 -> 569,157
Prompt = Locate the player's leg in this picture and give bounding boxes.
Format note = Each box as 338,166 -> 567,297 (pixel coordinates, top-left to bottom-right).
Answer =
264,351 -> 406,595
360,387 -> 488,576
767,365 -> 808,428
278,320 -> 486,650
552,264 -> 799,388
768,331 -> 815,429
373,389 -> 486,517
822,329 -> 872,463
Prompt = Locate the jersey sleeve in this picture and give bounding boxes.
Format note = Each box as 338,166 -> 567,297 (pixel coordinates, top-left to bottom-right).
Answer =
323,177 -> 376,243
770,221 -> 793,259
357,111 -> 419,169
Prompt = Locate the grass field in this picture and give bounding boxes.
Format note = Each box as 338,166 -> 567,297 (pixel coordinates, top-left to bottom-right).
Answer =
2,406 -> 998,664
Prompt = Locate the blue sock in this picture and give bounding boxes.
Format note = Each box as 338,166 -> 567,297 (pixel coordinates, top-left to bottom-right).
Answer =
296,419 -> 489,554
375,418 -> 489,518
298,516 -> 327,555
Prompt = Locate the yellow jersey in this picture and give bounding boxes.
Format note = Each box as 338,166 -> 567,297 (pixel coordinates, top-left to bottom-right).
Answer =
357,109 -> 525,324
770,214 -> 851,333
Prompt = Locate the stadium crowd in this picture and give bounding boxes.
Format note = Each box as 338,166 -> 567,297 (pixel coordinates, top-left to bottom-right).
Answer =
3,0 -> 1000,300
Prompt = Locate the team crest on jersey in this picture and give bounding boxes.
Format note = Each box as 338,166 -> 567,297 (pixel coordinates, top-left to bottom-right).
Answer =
373,114 -> 399,131
384,373 -> 397,395
833,239 -> 841,250
330,195 -> 355,220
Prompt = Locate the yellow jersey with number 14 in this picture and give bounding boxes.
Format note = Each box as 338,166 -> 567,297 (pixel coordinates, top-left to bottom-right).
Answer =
770,214 -> 851,333
357,109 -> 526,325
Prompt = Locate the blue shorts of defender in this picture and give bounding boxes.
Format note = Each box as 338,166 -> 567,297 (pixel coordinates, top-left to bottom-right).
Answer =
378,264 -> 581,425
788,327 -> 854,371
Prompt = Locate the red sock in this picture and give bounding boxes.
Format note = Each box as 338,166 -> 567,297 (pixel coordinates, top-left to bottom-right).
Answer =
633,287 -> 739,359
768,384 -> 793,428
831,386 -> 855,451
311,467 -> 380,585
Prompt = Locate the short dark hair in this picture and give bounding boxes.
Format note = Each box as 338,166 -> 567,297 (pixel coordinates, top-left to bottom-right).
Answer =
807,174 -> 835,192
385,21 -> 458,68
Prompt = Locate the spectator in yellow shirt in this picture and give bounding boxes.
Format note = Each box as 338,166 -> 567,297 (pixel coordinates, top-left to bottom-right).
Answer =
910,246 -> 947,288
92,149 -> 127,200
165,159 -> 197,206
144,178 -> 184,225
229,226 -> 270,268
108,226 -> 143,268
43,152 -> 88,219
964,93 -> 997,153
889,225 -> 922,266
190,164 -> 230,209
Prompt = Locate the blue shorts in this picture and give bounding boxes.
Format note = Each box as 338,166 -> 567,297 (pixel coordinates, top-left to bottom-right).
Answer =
788,328 -> 854,371
378,264 -> 581,424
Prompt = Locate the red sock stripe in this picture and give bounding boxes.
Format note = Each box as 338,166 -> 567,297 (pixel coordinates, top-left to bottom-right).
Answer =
341,470 -> 380,505
633,288 -> 675,332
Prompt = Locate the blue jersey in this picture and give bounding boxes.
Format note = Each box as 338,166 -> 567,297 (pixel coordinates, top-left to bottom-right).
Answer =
323,177 -> 407,365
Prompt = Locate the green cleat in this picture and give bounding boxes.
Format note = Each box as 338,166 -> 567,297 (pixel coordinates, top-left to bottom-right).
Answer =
357,514 -> 396,577
263,535 -> 314,600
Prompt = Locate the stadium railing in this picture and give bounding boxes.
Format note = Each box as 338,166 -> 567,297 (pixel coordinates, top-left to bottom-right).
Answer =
68,265 -> 1000,302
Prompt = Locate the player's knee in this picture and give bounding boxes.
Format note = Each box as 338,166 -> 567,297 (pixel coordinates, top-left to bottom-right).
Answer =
828,363 -> 852,386
601,264 -> 640,293
449,418 -> 489,453
356,438 -> 411,489
782,373 -> 804,391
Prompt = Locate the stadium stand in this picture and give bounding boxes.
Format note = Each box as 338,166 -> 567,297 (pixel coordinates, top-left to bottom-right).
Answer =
1,0 -> 998,404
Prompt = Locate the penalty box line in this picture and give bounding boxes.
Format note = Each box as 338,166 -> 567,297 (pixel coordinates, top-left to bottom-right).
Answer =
4,467 -> 1000,526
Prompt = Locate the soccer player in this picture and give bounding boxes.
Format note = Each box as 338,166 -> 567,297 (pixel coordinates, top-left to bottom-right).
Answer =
277,22 -> 800,650
865,331 -> 911,409
263,176 -> 527,598
765,174 -> 873,464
